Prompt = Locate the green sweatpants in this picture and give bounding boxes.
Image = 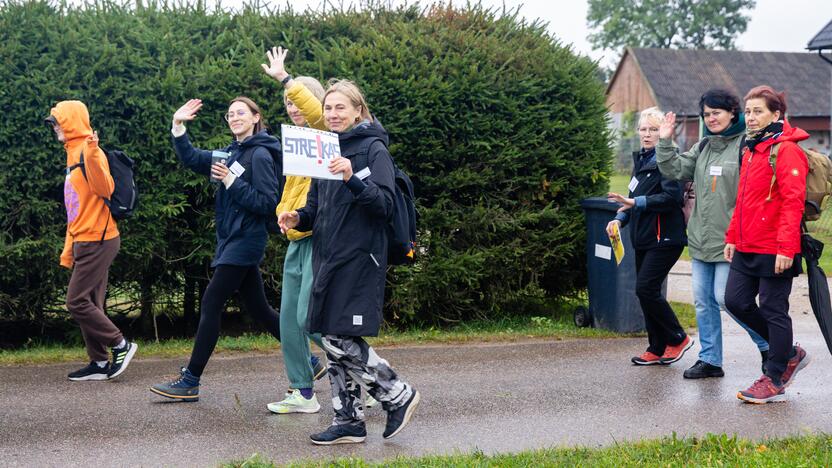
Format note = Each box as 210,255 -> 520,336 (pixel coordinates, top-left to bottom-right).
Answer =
280,236 -> 323,389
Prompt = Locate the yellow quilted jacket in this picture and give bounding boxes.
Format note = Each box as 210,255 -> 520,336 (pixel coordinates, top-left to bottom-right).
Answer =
276,82 -> 328,240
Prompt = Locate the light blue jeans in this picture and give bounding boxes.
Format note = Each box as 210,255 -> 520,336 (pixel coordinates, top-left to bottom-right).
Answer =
691,258 -> 769,367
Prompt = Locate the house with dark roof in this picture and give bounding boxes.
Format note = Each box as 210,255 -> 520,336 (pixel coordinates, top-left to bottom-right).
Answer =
808,19 -> 832,51
606,47 -> 831,154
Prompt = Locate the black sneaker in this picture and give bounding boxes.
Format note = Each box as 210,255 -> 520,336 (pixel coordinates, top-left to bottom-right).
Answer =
310,423 -> 367,445
311,355 -> 326,381
150,368 -> 200,402
683,360 -> 725,379
68,361 -> 110,381
108,341 -> 138,380
383,390 -> 421,439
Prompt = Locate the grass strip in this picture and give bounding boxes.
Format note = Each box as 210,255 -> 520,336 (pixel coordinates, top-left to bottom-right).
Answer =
0,302 -> 694,366
224,433 -> 832,467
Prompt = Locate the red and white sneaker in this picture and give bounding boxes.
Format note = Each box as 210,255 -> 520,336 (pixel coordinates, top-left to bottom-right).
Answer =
737,375 -> 786,404
631,351 -> 664,365
659,335 -> 693,364
781,344 -> 810,388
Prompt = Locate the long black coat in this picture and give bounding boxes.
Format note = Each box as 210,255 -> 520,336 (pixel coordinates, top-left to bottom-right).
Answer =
296,120 -> 395,337
173,130 -> 282,267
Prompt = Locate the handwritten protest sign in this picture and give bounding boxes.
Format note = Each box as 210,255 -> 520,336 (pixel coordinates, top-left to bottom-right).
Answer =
281,124 -> 342,180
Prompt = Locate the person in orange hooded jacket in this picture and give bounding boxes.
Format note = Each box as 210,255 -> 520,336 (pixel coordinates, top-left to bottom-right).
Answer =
46,101 -> 137,382
723,86 -> 810,404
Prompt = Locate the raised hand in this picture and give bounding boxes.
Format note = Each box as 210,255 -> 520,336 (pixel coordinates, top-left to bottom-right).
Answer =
173,99 -> 203,125
659,112 -> 675,140
87,130 -> 99,146
261,46 -> 290,83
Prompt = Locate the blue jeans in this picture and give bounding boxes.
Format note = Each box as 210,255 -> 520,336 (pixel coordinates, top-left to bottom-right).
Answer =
691,258 -> 769,367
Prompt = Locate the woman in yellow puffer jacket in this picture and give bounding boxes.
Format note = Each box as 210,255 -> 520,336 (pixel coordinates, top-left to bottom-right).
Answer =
261,47 -> 378,414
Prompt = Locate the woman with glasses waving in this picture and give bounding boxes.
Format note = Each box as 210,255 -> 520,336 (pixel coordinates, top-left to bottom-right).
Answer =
150,97 -> 285,402
607,107 -> 692,367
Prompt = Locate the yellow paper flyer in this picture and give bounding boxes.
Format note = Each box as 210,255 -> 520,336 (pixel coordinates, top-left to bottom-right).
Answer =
609,222 -> 624,265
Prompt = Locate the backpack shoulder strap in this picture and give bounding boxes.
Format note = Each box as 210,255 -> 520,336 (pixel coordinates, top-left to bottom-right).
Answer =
698,137 -> 708,153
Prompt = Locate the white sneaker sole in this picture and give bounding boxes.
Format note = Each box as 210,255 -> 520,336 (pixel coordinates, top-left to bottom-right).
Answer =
68,373 -> 109,381
108,343 -> 138,380
310,435 -> 366,445
384,390 -> 421,439
267,402 -> 321,414
737,392 -> 786,404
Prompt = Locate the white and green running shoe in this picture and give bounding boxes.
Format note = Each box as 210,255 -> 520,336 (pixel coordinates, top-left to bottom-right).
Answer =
365,394 -> 379,409
267,389 -> 321,414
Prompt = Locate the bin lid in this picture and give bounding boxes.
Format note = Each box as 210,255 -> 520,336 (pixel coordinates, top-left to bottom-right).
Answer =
580,196 -> 620,212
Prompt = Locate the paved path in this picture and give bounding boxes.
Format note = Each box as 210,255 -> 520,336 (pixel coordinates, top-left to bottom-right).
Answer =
1,261 -> 830,466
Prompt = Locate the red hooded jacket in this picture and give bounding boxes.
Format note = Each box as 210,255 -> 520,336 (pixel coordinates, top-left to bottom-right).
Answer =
725,120 -> 808,259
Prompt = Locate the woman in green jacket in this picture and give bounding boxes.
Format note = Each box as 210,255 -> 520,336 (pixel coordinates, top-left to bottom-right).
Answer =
656,89 -> 769,379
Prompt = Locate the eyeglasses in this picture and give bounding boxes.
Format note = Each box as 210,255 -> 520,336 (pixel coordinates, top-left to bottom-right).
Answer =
637,127 -> 659,134
224,110 -> 250,122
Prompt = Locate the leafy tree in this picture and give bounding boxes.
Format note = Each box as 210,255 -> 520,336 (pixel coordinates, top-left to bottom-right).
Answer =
587,0 -> 756,51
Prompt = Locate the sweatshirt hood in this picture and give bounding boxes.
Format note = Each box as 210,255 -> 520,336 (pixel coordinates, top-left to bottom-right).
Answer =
50,101 -> 93,143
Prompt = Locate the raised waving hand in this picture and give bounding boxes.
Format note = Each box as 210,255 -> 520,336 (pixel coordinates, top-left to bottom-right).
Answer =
261,46 -> 290,83
173,99 -> 203,126
658,112 -> 676,140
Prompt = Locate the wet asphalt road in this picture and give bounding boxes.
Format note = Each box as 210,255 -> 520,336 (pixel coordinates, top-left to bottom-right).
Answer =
2,262 -> 831,466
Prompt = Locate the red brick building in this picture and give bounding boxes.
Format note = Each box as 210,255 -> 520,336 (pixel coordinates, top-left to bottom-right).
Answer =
606,47 -> 831,155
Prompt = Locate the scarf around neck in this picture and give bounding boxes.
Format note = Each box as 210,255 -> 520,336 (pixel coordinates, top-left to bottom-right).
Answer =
745,120 -> 784,153
704,113 -> 746,138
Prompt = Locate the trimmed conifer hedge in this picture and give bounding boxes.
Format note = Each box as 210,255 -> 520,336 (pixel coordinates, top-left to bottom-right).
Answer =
0,0 -> 611,338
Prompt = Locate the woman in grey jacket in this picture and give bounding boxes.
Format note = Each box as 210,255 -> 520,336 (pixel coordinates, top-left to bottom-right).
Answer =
656,89 -> 769,379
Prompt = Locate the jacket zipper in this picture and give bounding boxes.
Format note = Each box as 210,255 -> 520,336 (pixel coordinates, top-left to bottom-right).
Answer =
738,149 -> 752,247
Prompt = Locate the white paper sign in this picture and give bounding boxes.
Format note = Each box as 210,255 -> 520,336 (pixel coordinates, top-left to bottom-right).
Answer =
282,124 -> 342,180
709,166 -> 723,176
595,244 -> 612,260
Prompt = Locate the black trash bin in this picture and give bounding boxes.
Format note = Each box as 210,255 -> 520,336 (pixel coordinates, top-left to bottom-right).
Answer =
578,197 -> 666,333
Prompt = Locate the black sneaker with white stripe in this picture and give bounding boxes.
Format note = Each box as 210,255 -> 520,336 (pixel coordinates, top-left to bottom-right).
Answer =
68,361 -> 110,381
108,341 -> 138,380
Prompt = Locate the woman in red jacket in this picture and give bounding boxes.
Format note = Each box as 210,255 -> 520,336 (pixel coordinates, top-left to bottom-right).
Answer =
724,86 -> 811,404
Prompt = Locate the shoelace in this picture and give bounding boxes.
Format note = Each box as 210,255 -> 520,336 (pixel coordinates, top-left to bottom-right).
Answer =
748,376 -> 774,392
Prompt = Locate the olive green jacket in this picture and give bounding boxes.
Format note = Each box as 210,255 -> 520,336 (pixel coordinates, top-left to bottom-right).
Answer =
656,134 -> 744,262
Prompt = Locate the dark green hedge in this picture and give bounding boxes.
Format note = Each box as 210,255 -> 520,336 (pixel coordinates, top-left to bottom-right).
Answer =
0,0 -> 611,337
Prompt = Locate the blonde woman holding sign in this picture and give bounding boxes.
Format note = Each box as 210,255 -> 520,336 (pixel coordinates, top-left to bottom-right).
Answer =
279,80 -> 419,445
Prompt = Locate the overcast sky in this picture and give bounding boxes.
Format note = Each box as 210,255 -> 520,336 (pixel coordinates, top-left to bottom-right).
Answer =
220,0 -> 831,67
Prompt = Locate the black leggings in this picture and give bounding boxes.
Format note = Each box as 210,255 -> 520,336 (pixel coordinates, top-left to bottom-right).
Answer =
187,264 -> 280,377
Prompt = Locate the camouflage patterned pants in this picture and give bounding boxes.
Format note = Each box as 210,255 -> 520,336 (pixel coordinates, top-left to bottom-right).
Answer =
321,335 -> 414,425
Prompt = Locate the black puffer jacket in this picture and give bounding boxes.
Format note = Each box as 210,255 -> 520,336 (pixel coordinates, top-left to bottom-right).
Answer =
615,148 -> 687,251
296,119 -> 395,337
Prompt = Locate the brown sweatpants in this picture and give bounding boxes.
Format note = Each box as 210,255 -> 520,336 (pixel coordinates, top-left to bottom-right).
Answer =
66,237 -> 123,361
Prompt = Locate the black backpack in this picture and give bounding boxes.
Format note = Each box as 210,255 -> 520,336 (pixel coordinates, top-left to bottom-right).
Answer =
68,148 -> 138,242
362,138 -> 417,266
